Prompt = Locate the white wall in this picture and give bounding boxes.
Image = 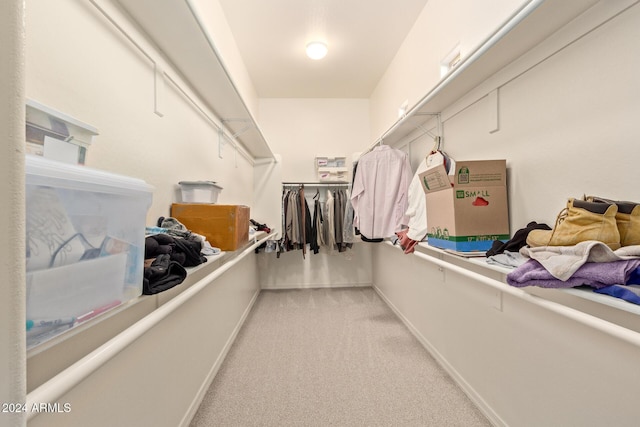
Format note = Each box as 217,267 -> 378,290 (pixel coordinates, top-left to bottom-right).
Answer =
22,1 -> 265,422
253,98 -> 371,240
0,2 -> 26,426
411,0 -> 640,231
20,1 -> 271,423
256,98 -> 373,289
370,2 -> 640,425
25,0 -> 255,224
14,0 -> 640,425
259,98 -> 370,181
370,0 -> 527,141
253,154 -> 283,238
259,245 -> 373,289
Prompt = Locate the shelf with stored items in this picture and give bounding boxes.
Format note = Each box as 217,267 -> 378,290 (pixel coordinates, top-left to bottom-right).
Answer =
409,241 -> 640,329
315,156 -> 349,182
26,230 -> 273,388
375,241 -> 640,425
370,0 -> 601,149
115,0 -> 275,160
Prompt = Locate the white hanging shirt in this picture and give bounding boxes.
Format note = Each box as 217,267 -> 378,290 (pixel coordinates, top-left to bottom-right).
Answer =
350,145 -> 412,239
405,158 -> 429,241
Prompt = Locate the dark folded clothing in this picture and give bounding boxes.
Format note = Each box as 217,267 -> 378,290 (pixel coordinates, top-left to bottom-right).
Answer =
173,236 -> 206,267
145,234 -> 206,267
145,236 -> 172,258
143,254 -> 187,295
486,221 -> 551,257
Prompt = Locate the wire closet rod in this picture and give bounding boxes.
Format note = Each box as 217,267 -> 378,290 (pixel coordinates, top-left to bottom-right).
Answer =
25,232 -> 277,419
406,245 -> 640,349
282,182 -> 349,187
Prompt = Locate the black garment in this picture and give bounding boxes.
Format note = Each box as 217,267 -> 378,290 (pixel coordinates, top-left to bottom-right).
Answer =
360,234 -> 383,243
310,199 -> 321,254
281,190 -> 291,253
300,187 -> 307,257
486,221 -> 552,257
143,254 -> 187,295
334,190 -> 345,251
302,195 -> 312,256
250,219 -> 271,233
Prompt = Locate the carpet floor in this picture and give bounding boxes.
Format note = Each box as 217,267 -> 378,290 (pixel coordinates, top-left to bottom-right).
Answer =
190,287 -> 491,426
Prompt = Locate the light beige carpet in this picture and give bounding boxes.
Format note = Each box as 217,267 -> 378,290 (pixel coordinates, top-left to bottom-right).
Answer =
190,287 -> 491,426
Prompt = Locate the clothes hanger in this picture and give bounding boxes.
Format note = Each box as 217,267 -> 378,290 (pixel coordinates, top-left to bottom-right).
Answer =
427,136 -> 441,158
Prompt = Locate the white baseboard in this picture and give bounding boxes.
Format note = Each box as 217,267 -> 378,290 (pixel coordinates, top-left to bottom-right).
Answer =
260,282 -> 372,290
180,288 -> 261,427
372,284 -> 506,427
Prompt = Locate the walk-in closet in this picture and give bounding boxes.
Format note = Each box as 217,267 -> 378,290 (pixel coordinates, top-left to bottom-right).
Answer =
2,0 -> 640,426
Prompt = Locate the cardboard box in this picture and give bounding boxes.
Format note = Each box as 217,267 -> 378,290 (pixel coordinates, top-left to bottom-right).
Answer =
170,204 -> 250,251
419,160 -> 509,252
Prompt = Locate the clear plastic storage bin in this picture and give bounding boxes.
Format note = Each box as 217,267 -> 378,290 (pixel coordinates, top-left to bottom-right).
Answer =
25,155 -> 153,348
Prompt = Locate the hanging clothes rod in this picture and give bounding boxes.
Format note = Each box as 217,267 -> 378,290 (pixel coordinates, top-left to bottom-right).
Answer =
363,113 -> 442,158
282,182 -> 349,187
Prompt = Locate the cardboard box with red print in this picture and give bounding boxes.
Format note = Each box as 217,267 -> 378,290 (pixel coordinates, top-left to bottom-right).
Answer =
419,160 -> 510,252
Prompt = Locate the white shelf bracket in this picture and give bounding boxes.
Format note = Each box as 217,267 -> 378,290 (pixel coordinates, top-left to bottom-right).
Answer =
414,112 -> 443,141
218,129 -> 225,159
488,89 -> 500,134
221,119 -> 253,163
493,290 -> 504,311
153,62 -> 165,117
222,118 -> 253,139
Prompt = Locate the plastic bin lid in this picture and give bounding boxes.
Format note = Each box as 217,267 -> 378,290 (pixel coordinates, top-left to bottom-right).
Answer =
178,180 -> 223,189
25,154 -> 154,196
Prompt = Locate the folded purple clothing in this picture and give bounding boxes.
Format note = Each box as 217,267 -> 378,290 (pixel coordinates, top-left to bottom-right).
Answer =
506,259 -> 640,289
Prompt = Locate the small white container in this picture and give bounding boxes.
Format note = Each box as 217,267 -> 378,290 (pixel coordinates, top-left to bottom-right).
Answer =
26,99 -> 99,165
179,181 -> 222,204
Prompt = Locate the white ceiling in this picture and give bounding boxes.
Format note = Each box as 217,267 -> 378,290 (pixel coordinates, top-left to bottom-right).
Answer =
218,0 -> 429,98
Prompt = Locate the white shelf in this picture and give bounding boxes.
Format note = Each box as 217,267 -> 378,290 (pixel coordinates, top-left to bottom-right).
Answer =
115,0 -> 274,160
415,242 -> 640,317
317,167 -> 349,173
375,0 -> 601,147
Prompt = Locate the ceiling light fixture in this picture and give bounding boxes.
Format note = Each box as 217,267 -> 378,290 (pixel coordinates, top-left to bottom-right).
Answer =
306,41 -> 328,60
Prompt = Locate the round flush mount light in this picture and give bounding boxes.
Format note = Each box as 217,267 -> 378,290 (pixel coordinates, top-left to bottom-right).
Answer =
306,41 -> 328,60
